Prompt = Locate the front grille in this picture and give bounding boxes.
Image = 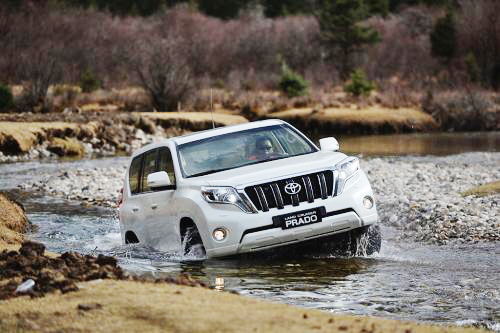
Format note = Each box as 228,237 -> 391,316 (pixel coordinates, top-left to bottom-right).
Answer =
244,170 -> 337,212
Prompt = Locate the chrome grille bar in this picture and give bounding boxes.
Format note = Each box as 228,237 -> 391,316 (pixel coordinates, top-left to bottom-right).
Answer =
302,176 -> 314,203
271,183 -> 284,209
319,173 -> 328,199
332,170 -> 339,196
306,176 -> 315,199
317,174 -> 326,199
256,186 -> 269,212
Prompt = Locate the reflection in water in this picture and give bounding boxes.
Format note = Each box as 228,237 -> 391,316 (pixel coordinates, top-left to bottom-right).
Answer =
325,132 -> 500,156
214,276 -> 225,291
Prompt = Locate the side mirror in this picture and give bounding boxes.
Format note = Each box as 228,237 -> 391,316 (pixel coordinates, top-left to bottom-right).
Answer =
319,137 -> 339,152
147,171 -> 171,188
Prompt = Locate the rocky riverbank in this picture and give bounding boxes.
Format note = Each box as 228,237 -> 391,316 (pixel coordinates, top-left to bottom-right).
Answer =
0,111 -> 248,162
20,152 -> 500,245
0,193 -> 29,250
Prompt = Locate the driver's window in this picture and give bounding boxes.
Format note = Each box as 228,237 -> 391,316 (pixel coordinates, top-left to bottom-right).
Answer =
248,134 -> 282,159
158,147 -> 176,189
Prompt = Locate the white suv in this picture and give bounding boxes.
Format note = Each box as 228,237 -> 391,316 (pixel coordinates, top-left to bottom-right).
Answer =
119,119 -> 380,258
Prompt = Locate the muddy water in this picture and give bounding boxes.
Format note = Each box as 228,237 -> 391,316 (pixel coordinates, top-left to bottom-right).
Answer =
1,132 -> 499,331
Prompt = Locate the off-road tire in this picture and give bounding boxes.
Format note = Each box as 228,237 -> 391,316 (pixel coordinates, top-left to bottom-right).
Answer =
181,225 -> 206,257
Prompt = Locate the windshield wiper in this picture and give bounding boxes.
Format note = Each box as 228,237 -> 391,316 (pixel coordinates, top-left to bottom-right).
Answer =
188,166 -> 237,178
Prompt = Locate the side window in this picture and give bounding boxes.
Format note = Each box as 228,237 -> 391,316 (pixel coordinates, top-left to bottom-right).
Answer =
141,149 -> 158,193
158,147 -> 176,188
129,155 -> 142,195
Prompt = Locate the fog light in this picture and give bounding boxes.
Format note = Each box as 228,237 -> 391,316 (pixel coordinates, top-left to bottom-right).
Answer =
213,228 -> 227,241
363,196 -> 374,209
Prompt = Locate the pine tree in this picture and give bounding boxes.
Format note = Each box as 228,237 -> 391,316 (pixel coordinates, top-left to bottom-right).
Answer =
197,0 -> 248,20
262,0 -> 314,18
317,0 -> 380,80
366,0 -> 389,17
430,11 -> 457,63
136,0 -> 164,16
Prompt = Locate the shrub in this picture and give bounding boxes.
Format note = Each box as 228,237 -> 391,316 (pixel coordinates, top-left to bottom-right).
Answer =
279,63 -> 308,98
50,85 -> 81,111
344,69 -> 375,97
131,38 -> 193,112
465,52 -> 480,83
424,90 -> 498,131
0,83 -> 14,112
79,69 -> 101,93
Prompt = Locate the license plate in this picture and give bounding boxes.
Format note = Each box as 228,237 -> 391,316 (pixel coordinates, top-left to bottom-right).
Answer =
273,207 -> 324,230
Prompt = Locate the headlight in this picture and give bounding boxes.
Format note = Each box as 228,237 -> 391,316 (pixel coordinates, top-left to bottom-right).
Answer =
201,186 -> 256,213
336,157 -> 360,195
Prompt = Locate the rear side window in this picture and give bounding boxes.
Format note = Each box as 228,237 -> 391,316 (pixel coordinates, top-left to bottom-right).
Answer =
129,155 -> 142,194
141,149 -> 158,192
158,147 -> 176,187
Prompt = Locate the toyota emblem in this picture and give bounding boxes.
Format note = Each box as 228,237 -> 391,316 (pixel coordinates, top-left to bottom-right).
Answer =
284,182 -> 301,195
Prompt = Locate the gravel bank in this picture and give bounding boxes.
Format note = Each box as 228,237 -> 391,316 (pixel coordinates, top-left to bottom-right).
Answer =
363,153 -> 499,244
20,152 -> 500,245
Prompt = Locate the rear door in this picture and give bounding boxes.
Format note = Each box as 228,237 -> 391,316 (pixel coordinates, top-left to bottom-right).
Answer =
121,153 -> 145,242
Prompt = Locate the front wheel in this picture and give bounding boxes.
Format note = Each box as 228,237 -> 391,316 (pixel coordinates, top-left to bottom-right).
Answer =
181,225 -> 206,257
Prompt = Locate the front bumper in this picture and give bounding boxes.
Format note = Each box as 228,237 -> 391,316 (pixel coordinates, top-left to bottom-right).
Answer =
199,170 -> 378,258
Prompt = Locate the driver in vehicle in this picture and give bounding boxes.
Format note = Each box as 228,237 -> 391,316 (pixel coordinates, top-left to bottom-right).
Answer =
248,137 -> 274,160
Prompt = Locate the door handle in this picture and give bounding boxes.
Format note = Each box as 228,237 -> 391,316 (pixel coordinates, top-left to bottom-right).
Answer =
132,208 -> 139,212
151,204 -> 158,210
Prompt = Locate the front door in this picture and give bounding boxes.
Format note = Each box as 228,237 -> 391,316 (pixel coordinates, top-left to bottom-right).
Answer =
143,146 -> 178,251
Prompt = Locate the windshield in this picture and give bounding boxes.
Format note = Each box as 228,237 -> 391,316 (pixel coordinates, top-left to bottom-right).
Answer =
178,124 -> 317,178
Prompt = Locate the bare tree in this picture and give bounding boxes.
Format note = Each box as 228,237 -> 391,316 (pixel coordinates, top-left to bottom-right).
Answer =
16,47 -> 61,110
458,0 -> 500,88
131,38 -> 192,112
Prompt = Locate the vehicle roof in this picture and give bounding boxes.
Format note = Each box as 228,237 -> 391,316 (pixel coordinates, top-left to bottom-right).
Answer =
172,119 -> 287,145
131,119 -> 288,157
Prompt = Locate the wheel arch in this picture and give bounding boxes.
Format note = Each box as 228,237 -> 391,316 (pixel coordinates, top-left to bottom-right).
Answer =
124,230 -> 139,244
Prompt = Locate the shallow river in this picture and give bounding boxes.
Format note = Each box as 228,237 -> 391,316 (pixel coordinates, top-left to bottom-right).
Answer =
1,132 -> 499,331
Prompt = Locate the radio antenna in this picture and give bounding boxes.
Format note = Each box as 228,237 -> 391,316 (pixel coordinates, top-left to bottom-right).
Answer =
210,88 -> 215,129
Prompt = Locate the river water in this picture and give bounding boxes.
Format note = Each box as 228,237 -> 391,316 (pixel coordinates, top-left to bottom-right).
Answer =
1,132 -> 499,331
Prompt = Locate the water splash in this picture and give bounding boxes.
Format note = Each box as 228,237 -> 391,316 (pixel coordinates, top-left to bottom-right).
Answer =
180,227 -> 206,260
354,231 -> 370,257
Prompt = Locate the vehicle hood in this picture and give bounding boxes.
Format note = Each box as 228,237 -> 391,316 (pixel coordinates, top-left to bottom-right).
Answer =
199,151 -> 347,188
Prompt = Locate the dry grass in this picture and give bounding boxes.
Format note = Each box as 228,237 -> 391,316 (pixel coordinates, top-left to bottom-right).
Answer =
47,137 -> 85,157
141,111 -> 248,131
141,111 -> 248,125
0,279 -> 485,333
0,193 -> 28,248
269,106 -> 439,134
0,122 -> 96,154
0,122 -> 78,153
462,181 -> 500,197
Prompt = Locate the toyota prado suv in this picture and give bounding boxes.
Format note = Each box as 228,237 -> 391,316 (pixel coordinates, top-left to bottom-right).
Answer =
118,119 -> 380,258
